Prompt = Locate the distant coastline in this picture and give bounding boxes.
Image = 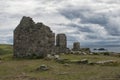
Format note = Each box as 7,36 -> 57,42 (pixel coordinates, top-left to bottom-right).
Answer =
0,44 -> 120,53
89,46 -> 120,53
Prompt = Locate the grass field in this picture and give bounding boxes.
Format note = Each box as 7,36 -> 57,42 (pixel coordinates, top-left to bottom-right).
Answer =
0,44 -> 120,80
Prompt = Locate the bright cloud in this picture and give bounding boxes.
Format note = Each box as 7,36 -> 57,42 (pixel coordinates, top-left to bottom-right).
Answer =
0,0 -> 120,47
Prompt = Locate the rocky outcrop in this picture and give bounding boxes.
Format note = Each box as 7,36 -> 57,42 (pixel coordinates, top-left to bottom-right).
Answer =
14,16 -> 55,58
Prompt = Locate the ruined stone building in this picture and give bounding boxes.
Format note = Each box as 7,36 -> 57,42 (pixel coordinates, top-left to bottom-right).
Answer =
56,34 -> 67,48
72,42 -> 91,54
72,42 -> 80,51
14,16 -> 91,58
14,16 -> 55,58
55,34 -> 69,53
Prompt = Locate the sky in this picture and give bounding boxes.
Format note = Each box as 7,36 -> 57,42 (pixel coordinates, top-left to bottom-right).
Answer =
0,0 -> 120,47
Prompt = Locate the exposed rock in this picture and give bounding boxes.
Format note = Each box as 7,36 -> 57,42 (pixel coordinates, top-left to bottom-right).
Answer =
82,52 -> 87,55
88,62 -> 96,65
56,58 -> 69,64
80,59 -> 88,64
56,58 -> 89,64
63,63 -> 70,67
68,60 -> 81,63
70,59 -> 88,64
96,60 -> 118,66
45,54 -> 60,60
45,54 -> 53,60
14,16 -> 55,58
36,65 -> 49,71
54,55 -> 60,59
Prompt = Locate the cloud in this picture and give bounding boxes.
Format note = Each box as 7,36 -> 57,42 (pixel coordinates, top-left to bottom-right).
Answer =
58,0 -> 120,43
0,0 -> 120,47
0,28 -> 13,44
106,17 -> 120,36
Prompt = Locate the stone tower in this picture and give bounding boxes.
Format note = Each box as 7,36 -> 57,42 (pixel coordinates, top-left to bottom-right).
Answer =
72,42 -> 80,51
56,34 -> 67,53
56,34 -> 67,48
14,16 -> 55,58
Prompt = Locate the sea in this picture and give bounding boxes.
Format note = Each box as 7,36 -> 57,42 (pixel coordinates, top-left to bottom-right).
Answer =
68,45 -> 120,53
5,43 -> 120,53
89,46 -> 120,53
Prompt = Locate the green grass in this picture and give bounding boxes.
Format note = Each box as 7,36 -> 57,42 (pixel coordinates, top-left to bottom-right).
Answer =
0,44 -> 13,55
0,44 -> 120,80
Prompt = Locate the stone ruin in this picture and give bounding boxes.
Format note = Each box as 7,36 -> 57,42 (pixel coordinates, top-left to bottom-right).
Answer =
55,34 -> 68,54
72,42 -> 91,54
14,16 -> 55,58
56,34 -> 67,48
14,16 -> 90,58
72,42 -> 80,51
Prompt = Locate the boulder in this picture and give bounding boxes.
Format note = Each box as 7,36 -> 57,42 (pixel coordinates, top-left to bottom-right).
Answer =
80,59 -> 88,64
36,65 -> 49,71
63,63 -> 70,67
45,54 -> 54,60
56,58 -> 69,64
68,59 -> 88,64
54,55 -> 60,59
95,60 -> 118,66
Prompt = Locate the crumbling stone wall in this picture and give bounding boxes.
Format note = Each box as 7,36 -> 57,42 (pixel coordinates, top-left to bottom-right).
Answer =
56,34 -> 68,53
72,42 -> 80,51
56,34 -> 67,48
80,48 -> 91,54
14,16 -> 55,58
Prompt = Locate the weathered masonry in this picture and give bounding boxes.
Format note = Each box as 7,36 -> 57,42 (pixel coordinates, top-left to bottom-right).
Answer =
14,16 -> 55,58
14,16 -> 90,58
56,34 -> 67,48
72,42 -> 80,51
56,34 -> 68,54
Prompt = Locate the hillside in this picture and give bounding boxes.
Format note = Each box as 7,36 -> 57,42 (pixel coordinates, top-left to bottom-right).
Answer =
0,44 -> 120,80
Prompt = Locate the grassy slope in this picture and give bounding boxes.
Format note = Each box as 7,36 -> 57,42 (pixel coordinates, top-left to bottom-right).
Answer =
0,44 -> 13,55
0,44 -> 120,80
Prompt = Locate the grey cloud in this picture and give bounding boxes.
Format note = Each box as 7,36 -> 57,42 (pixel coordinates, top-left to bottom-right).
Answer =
59,7 -> 90,20
106,17 -> 120,36
59,4 -> 120,36
56,23 -> 94,33
59,6 -> 107,25
0,0 -> 120,48
94,0 -> 120,4
0,29 -> 13,44
86,35 -> 98,40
